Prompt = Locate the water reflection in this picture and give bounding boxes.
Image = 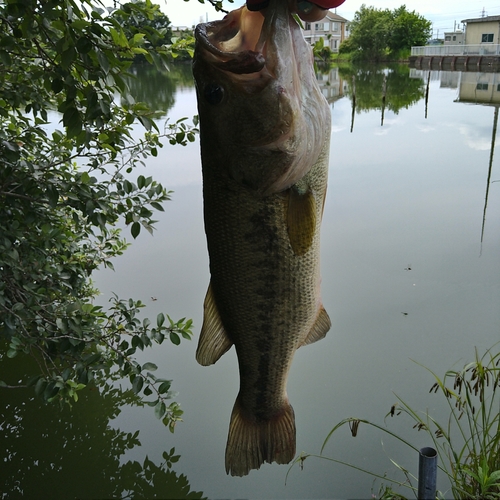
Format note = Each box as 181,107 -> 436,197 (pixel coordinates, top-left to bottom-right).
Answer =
410,68 -> 500,247
2,62 -> 499,500
0,349 -> 206,500
315,63 -> 348,103
342,65 -> 425,123
125,62 -> 194,118
316,65 -> 426,130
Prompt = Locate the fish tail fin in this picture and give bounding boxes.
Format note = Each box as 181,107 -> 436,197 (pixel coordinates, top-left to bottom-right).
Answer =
225,396 -> 296,476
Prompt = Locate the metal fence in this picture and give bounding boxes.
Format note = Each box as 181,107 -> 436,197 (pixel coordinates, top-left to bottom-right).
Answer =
411,44 -> 500,56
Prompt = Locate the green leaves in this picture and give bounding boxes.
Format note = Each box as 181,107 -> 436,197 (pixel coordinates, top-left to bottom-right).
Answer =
461,459 -> 500,496
346,5 -> 432,61
132,375 -> 144,394
0,0 -> 195,429
154,400 -> 166,419
91,296 -> 193,429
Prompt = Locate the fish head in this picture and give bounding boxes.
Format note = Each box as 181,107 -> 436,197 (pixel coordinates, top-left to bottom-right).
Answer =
193,0 -> 331,196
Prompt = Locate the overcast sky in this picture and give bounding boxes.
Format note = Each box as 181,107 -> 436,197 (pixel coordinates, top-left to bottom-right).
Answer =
163,0 -> 499,37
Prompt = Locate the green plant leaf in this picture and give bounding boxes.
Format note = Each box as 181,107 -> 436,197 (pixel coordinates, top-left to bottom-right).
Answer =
154,400 -> 166,420
132,375 -> 144,394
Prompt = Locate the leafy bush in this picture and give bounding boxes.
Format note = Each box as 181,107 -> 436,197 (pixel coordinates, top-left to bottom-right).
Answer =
0,0 -> 197,427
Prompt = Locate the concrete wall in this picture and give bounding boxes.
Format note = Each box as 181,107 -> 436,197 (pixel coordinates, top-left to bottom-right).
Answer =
465,21 -> 500,45
444,31 -> 464,45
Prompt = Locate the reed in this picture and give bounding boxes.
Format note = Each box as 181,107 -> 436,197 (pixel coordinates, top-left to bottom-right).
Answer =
289,344 -> 500,499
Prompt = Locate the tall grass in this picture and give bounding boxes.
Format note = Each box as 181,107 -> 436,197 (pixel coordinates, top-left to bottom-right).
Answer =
289,345 -> 500,499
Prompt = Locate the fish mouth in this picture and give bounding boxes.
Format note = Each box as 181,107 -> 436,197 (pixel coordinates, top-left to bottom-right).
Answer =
194,8 -> 268,76
194,0 -> 294,81
194,0 -> 330,196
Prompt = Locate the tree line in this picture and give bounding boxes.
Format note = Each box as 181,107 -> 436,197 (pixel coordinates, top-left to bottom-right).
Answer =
340,4 -> 432,61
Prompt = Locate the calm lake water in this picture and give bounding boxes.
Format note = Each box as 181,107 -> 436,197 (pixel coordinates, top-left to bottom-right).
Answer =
1,63 -> 499,499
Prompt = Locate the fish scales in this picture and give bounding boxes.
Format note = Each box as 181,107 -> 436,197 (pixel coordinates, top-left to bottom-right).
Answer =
194,0 -> 331,476
204,143 -> 328,410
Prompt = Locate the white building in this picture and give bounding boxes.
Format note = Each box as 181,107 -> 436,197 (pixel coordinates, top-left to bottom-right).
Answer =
444,30 -> 465,45
303,12 -> 349,52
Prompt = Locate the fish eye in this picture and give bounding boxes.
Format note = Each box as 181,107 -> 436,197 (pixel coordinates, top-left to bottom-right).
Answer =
204,83 -> 225,105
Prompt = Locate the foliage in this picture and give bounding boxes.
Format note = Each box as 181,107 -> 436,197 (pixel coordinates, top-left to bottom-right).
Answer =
121,452 -> 208,500
343,5 -> 392,61
109,1 -> 196,62
345,4 -> 432,61
196,0 -> 235,17
0,0 -> 197,425
312,37 -> 334,63
289,345 -> 500,499
0,350 -> 206,498
110,1 -> 172,63
169,30 -> 196,61
387,6 -> 431,54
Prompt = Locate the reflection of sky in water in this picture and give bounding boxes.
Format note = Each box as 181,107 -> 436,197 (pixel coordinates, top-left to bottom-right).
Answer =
93,74 -> 499,500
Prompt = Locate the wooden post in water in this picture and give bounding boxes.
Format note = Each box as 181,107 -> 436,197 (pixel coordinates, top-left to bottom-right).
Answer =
381,74 -> 387,126
350,75 -> 356,133
480,105 -> 499,251
424,71 -> 431,119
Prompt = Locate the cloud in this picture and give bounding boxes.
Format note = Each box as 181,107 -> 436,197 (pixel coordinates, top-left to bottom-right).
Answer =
458,125 -> 491,151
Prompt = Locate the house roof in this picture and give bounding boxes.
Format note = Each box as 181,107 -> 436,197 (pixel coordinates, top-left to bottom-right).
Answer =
324,11 -> 349,23
461,15 -> 500,24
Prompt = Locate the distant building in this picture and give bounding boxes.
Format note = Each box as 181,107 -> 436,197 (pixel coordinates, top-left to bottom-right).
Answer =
444,30 -> 464,45
172,25 -> 192,36
461,15 -> 500,45
303,12 -> 349,52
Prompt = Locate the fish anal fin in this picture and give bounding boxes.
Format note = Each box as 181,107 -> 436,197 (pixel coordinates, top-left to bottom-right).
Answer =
225,396 -> 296,476
196,282 -> 233,366
286,185 -> 316,256
301,306 -> 331,347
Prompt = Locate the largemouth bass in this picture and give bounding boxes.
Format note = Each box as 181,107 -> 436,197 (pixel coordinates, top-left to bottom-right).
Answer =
193,0 -> 331,477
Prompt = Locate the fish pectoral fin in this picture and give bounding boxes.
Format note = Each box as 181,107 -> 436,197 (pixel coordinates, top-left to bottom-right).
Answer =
196,282 -> 233,366
286,184 -> 316,256
300,306 -> 331,347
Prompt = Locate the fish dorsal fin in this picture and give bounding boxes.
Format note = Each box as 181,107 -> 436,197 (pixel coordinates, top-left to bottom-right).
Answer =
286,184 -> 316,256
196,282 -> 233,366
300,306 -> 331,347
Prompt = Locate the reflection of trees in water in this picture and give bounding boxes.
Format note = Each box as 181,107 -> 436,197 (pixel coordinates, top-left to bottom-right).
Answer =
339,64 -> 425,114
0,352 -> 206,500
125,62 -> 195,119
